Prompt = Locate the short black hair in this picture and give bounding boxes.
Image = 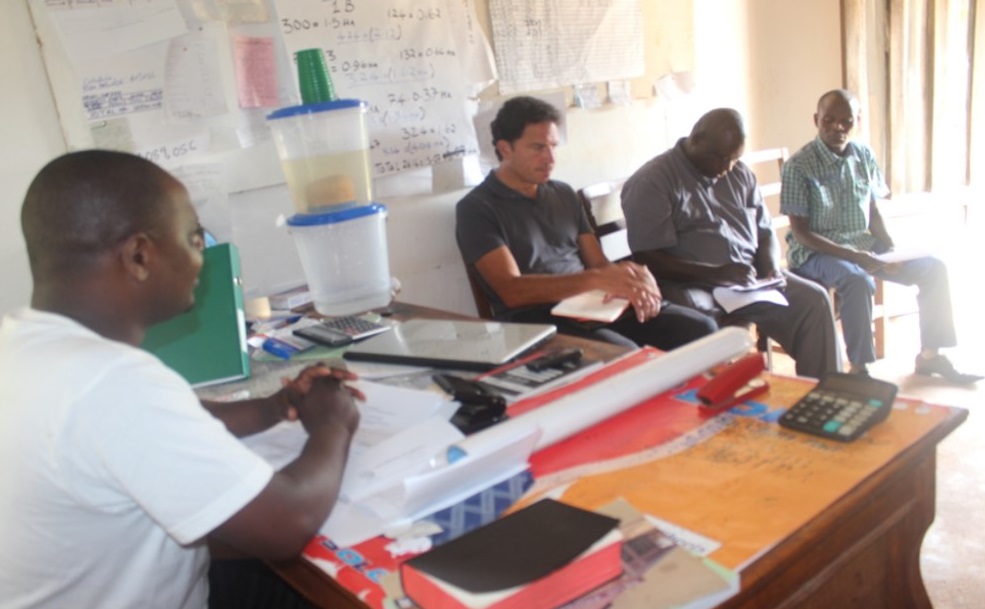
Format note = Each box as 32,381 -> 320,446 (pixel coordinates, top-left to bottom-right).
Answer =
21,149 -> 177,280
490,96 -> 561,160
689,108 -> 745,145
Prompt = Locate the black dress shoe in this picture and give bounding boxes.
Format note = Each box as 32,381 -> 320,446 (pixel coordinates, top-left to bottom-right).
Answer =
914,354 -> 983,385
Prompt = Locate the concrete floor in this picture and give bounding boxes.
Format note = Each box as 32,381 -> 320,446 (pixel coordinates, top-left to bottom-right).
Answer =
771,211 -> 985,608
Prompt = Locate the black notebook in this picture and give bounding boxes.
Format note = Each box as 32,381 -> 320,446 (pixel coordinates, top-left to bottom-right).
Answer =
400,499 -> 622,609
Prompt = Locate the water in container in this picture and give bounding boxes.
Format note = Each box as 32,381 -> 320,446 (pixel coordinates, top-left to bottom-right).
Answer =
286,204 -> 391,316
268,99 -> 373,214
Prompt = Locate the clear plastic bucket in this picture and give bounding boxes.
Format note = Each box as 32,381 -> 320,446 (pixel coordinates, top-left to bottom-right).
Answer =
286,204 -> 391,316
268,99 -> 372,215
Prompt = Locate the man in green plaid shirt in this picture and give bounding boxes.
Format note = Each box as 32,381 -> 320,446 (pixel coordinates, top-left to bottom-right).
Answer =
782,89 -> 980,383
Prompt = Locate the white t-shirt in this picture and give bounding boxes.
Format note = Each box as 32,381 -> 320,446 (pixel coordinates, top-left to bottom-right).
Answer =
0,308 -> 275,609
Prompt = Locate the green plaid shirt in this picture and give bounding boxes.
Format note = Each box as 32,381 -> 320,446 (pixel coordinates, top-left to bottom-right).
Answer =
781,138 -> 890,268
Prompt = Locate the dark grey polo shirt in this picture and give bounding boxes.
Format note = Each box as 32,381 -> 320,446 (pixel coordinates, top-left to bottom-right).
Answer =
621,139 -> 771,267
455,170 -> 593,316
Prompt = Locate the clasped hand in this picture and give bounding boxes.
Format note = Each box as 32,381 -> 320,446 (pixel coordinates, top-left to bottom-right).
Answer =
599,261 -> 663,322
851,250 -> 903,275
276,364 -> 362,434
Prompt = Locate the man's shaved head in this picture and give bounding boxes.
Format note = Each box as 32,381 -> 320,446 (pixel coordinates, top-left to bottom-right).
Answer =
21,150 -> 179,281
689,108 -> 745,145
684,108 -> 747,178
814,89 -> 861,154
816,89 -> 858,113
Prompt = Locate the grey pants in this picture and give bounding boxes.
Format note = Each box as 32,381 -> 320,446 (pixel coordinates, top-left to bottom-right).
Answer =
794,254 -> 956,365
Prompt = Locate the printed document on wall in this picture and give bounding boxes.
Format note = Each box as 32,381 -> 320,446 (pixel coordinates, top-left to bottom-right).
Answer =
489,0 -> 645,94
41,0 -> 187,66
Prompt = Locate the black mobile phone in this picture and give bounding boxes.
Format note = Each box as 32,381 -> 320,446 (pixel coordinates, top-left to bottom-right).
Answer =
293,323 -> 354,348
526,347 -> 583,372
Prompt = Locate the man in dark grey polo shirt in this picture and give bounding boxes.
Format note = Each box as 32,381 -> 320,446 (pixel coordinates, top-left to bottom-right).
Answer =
455,96 -> 717,351
621,108 -> 839,378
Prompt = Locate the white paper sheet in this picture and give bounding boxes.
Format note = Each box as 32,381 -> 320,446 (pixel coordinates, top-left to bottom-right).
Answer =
341,417 -> 464,503
246,329 -> 752,548
241,380 -> 453,470
321,424 -> 540,547
45,0 -> 187,66
712,287 -> 788,314
874,247 -> 932,263
489,0 -> 644,94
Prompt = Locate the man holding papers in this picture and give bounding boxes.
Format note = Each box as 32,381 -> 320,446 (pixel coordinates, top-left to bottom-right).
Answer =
621,109 -> 839,379
782,89 -> 980,382
456,96 -> 716,350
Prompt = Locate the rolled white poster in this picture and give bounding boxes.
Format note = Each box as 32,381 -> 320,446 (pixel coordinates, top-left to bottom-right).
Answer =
452,326 -> 753,456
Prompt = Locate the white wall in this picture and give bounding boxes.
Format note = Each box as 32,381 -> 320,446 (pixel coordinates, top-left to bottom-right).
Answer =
745,0 -> 843,152
692,0 -> 753,118
0,1 -> 65,314
0,0 -> 844,318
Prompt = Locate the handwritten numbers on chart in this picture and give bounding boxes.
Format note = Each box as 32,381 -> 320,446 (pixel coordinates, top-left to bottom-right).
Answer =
387,7 -> 442,21
272,0 -> 480,176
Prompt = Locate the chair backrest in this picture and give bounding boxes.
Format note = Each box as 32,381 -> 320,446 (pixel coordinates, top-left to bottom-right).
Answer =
462,261 -> 495,320
577,179 -> 631,261
741,147 -> 788,222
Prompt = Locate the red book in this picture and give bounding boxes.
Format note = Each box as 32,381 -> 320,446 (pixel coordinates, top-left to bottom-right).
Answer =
400,499 -> 622,609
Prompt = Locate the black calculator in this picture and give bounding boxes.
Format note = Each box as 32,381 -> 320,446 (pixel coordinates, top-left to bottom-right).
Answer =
778,373 -> 898,442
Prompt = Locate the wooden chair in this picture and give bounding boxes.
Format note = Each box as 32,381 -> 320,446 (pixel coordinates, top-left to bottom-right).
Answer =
463,262 -> 495,320
741,147 -> 788,232
741,148 -> 789,362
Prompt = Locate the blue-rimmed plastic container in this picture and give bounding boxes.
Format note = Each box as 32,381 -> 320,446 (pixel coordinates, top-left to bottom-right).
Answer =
267,99 -> 372,215
286,204 -> 391,316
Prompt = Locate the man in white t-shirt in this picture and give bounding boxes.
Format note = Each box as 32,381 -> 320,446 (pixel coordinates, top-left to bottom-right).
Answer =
0,150 -> 361,609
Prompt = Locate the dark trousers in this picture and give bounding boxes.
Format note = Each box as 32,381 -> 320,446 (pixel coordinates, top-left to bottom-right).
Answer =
208,559 -> 317,609
505,302 -> 718,351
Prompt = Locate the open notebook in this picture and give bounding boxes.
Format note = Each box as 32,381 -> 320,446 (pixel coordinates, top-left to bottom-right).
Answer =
342,319 -> 557,370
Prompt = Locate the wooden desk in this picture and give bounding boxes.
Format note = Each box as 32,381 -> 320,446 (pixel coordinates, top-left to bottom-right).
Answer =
253,306 -> 966,609
716,399 -> 965,609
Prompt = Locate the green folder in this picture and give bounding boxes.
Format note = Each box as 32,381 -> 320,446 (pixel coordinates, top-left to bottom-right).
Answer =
142,243 -> 250,387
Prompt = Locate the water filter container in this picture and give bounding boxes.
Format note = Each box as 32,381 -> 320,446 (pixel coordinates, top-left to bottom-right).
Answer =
285,204 -> 391,316
267,99 -> 373,215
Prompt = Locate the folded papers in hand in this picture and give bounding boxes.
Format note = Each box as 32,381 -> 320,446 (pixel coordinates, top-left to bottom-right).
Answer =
400,498 -> 622,609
